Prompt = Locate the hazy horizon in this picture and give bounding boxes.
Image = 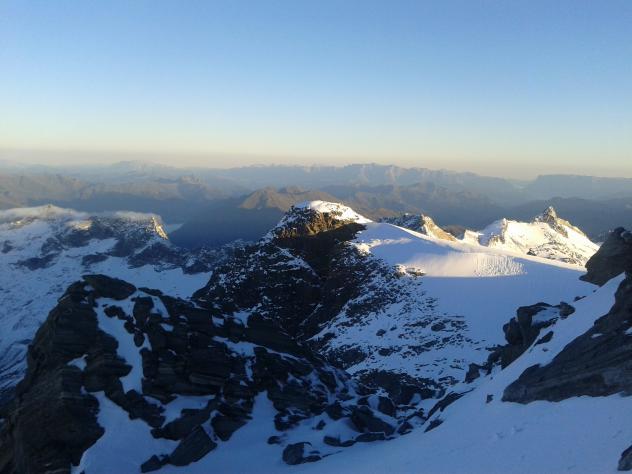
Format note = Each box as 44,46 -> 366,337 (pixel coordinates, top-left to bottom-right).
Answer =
2,1 -> 631,179
2,147 -> 632,181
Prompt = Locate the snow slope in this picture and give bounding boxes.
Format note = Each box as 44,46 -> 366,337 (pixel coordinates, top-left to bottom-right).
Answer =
298,200 -> 373,224
310,217 -> 594,394
294,275 -> 630,474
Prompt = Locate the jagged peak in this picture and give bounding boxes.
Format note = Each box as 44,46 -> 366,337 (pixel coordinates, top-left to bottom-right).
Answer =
533,206 -> 560,225
273,201 -> 372,231
533,206 -> 585,237
541,205 -> 557,219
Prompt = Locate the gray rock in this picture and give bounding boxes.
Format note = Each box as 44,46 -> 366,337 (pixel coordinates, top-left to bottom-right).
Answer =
504,275 -> 632,403
168,426 -> 217,466
582,227 -> 632,286
282,442 -> 321,465
141,454 -> 168,473
350,406 -> 395,435
618,444 -> 632,471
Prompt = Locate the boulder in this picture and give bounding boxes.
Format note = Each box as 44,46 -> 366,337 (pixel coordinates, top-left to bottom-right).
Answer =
211,413 -> 248,441
168,426 -> 217,466
350,406 -> 395,435
282,442 -> 321,465
141,455 -> 168,473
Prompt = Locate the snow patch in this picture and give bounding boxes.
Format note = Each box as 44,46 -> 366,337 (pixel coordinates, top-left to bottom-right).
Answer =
294,200 -> 372,224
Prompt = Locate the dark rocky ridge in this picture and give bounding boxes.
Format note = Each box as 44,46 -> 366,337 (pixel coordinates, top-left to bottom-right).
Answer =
193,204 -> 455,402
193,204 -> 369,340
0,209 -> 245,413
0,274 -> 407,472
0,277 -> 132,473
466,301 -> 575,380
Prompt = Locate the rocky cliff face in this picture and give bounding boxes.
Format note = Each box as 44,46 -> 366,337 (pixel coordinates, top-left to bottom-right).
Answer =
0,274 -> 408,473
582,227 -> 632,285
503,274 -> 632,403
0,205 -> 218,272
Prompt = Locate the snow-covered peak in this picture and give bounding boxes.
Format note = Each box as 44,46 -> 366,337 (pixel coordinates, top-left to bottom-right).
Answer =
265,201 -> 371,241
533,205 -> 586,237
475,208 -> 598,266
293,200 -> 372,224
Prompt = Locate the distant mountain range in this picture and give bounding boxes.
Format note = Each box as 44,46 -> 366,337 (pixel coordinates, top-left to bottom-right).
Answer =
1,163 -> 631,246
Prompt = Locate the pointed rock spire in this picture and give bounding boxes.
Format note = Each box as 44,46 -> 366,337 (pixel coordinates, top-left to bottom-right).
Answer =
543,206 -> 557,219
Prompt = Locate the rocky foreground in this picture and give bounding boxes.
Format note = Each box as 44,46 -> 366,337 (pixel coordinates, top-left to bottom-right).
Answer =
0,202 -> 631,473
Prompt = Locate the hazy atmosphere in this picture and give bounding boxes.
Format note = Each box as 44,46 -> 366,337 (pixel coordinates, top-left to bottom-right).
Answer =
2,0 -> 631,177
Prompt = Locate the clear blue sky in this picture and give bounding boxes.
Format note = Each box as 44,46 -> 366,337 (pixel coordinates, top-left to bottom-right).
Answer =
1,0 -> 631,177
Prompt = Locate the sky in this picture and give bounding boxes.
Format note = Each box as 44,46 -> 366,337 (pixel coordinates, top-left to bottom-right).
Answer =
1,0 -> 631,178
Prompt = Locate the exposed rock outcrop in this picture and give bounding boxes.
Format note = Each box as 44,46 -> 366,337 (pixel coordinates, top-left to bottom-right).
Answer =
380,214 -> 456,241
0,273 -> 402,472
503,274 -> 632,403
582,227 -> 632,286
194,202 -> 469,403
474,301 -> 575,373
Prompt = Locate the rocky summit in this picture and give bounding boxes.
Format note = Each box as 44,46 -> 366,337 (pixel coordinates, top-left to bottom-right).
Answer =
1,202 -> 632,473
